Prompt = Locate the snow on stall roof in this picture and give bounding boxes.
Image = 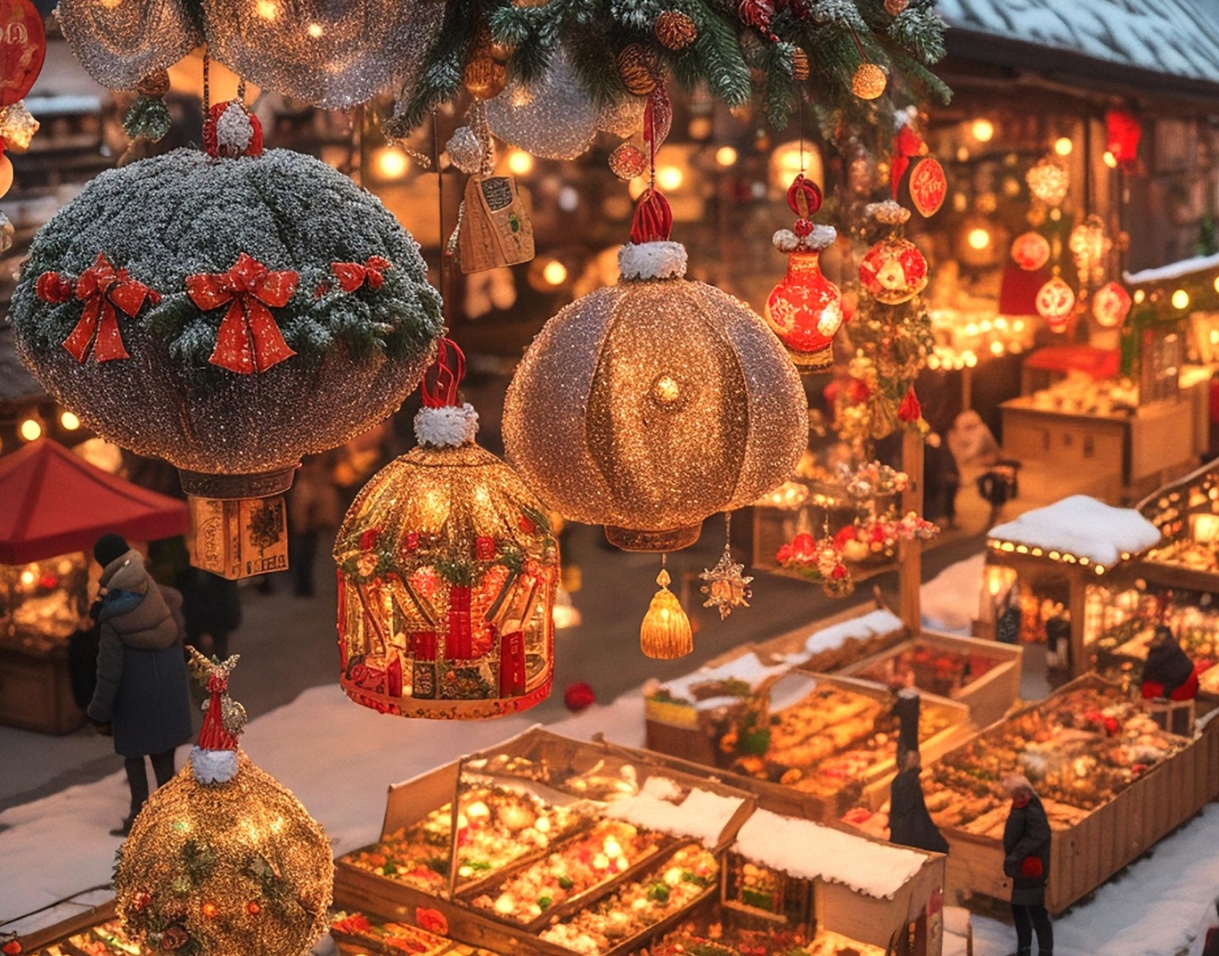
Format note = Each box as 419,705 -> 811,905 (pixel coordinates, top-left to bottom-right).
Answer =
783,608 -> 905,663
733,808 -> 928,899
657,651 -> 790,709
1124,253 -> 1219,286
990,495 -> 1160,566
604,776 -> 745,848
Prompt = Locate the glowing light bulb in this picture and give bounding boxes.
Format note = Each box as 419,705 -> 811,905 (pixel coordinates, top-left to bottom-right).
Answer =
19,418 -> 41,442
60,411 -> 81,430
990,340 -> 1005,356
1054,137 -> 1073,156
1133,289 -> 1145,304
19,569 -> 35,586
715,146 -> 738,167
255,0 -> 278,19
656,165 -> 683,190
542,260 -> 567,286
971,119 -> 995,142
1172,289 -> 1190,310
374,147 -> 408,179
306,21 -> 324,38
967,228 -> 991,250
507,149 -> 533,175
1103,150 -> 1118,168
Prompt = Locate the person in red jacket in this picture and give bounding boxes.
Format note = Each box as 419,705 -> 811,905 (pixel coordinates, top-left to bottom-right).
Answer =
1141,625 -> 1200,702
1003,774 -> 1052,956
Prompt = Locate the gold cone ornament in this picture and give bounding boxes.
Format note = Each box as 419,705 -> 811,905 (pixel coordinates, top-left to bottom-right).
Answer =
640,567 -> 692,659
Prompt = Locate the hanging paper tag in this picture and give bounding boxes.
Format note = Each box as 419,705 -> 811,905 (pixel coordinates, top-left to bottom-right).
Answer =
458,174 -> 535,274
909,157 -> 947,217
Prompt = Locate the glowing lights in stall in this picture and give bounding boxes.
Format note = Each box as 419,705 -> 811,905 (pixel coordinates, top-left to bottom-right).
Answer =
506,149 -> 533,176
971,119 -> 994,142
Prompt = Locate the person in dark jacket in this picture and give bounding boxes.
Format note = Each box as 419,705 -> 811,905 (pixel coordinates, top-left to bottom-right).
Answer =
1142,625 -> 1199,701
1002,773 -> 1053,956
87,533 -> 193,836
889,750 -> 949,854
177,566 -> 242,660
893,686 -> 921,770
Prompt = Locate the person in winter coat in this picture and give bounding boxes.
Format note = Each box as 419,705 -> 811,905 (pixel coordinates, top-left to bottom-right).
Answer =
87,533 -> 193,836
888,750 -> 949,854
1002,773 -> 1053,956
1141,625 -> 1199,702
893,686 -> 921,770
177,566 -> 242,660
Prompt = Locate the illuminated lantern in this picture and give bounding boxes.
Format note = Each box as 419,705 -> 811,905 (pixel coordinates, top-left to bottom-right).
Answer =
1011,231 -> 1051,271
859,226 -> 928,305
766,174 -> 843,370
1068,214 -> 1110,286
1036,275 -> 1076,331
115,652 -> 332,956
1105,108 -> 1141,168
334,341 -> 559,718
1093,281 -> 1132,328
1026,157 -> 1069,207
503,190 -> 807,553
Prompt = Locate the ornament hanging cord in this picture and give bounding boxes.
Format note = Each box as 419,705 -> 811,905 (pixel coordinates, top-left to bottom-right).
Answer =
432,109 -> 450,327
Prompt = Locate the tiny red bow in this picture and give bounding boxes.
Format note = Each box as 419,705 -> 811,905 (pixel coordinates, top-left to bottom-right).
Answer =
332,256 -> 391,293
898,386 -> 922,423
186,253 -> 298,374
38,254 -> 157,364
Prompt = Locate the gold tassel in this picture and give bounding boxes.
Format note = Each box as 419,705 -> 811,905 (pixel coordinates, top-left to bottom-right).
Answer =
640,567 -> 693,660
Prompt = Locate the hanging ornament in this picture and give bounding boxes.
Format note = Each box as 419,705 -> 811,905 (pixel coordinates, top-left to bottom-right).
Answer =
485,51 -> 600,160
114,651 -> 332,956
0,212 -> 13,255
0,100 -> 38,153
890,120 -> 923,201
597,94 -> 647,138
791,47 -> 810,82
909,158 -> 947,217
457,174 -> 535,274
122,70 -> 172,143
463,56 -> 508,101
11,146 -> 443,577
0,0 -> 46,107
884,0 -> 909,13
654,11 -> 697,50
1105,108 -> 1141,169
56,0 -> 197,92
1068,213 -> 1111,287
201,0 -> 445,109
1011,231 -> 1051,271
1092,280 -> 1132,328
503,150 -> 807,552
1036,275 -> 1076,332
446,126 -> 486,175
852,62 -> 887,100
640,565 -> 693,659
609,142 -> 648,180
1026,157 -> 1070,207
858,203 -> 928,305
617,44 -> 661,96
334,341 -> 559,718
766,174 -> 843,370
700,515 -> 752,620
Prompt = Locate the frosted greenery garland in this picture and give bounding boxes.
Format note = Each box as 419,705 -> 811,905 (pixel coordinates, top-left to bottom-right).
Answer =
11,149 -> 443,387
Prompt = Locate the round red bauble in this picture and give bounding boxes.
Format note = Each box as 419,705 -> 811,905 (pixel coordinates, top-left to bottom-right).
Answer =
564,682 -> 596,712
858,236 -> 928,304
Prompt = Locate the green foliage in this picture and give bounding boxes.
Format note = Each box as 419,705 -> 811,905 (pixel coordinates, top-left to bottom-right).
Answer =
123,97 -> 173,143
1197,213 -> 1218,257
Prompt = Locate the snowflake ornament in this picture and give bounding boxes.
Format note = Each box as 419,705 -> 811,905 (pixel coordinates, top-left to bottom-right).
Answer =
700,544 -> 753,620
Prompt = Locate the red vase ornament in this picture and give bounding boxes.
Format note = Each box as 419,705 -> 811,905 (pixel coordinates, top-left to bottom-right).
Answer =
767,235 -> 842,370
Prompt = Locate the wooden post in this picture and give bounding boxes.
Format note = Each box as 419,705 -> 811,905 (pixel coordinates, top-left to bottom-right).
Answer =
1068,566 -> 1088,678
899,429 -> 925,633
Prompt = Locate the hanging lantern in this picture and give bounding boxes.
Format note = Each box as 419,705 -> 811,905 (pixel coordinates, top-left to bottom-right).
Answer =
10,125 -> 444,578
766,174 -> 843,370
1026,157 -> 1070,207
1036,275 -> 1076,332
334,341 -> 559,718
858,203 -> 928,305
115,652 -> 333,956
1068,214 -> 1111,287
503,189 -> 808,553
640,566 -> 693,659
56,0 -> 200,91
1011,231 -> 1051,271
1105,108 -> 1141,168
1093,280 -> 1132,328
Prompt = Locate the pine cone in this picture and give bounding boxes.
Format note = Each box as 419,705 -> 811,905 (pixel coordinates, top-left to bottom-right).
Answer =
136,69 -> 171,98
617,44 -> 660,96
792,47 -> 810,81
654,11 -> 697,51
463,57 -> 506,100
884,0 -> 909,13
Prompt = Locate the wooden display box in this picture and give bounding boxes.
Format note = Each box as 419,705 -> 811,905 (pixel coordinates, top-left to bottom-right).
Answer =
840,630 -> 1023,729
187,495 -> 289,580
753,603 -> 909,672
937,680 -> 1219,914
0,645 -> 84,734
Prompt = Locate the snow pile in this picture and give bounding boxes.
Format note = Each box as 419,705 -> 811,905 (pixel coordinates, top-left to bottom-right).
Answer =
1125,252 -> 1219,285
786,608 -> 905,662
657,651 -> 790,710
921,553 -> 985,634
733,808 -> 928,899
604,777 -> 745,848
990,495 -> 1161,566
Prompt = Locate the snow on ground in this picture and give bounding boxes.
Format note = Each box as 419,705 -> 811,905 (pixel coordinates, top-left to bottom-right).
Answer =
921,552 -> 985,634
3,555 -> 1218,956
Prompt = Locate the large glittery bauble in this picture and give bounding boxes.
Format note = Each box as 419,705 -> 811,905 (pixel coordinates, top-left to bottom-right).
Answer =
56,0 -> 202,91
858,235 -> 928,304
503,244 -> 808,552
485,52 -> 599,160
334,440 -> 558,718
10,148 -> 443,496
114,752 -> 333,956
201,0 -> 445,109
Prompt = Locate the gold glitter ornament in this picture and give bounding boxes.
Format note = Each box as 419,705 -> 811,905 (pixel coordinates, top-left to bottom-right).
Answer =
464,56 -> 507,101
655,11 -> 697,50
617,44 -> 660,96
609,142 -> 648,180
640,567 -> 693,659
56,0 -> 202,91
852,62 -> 888,100
503,224 -> 808,553
0,100 -> 39,153
485,51 -> 599,160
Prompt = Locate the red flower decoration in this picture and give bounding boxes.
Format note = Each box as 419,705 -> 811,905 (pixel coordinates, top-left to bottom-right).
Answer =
831,565 -> 848,580
898,386 -> 922,423
359,527 -> 382,551
776,533 -> 817,565
833,526 -> 856,549
518,514 -> 537,535
39,254 -> 158,364
332,256 -> 392,293
415,908 -> 448,936
475,536 -> 496,560
405,531 -> 420,551
3,940 -> 22,956
564,682 -> 596,712
187,253 -> 298,374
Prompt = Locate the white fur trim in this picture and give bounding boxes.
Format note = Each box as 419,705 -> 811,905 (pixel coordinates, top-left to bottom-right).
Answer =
805,224 -> 838,251
414,403 -> 479,447
215,102 -> 254,155
618,241 -> 687,280
192,747 -> 238,784
773,229 -> 799,252
866,200 -> 911,226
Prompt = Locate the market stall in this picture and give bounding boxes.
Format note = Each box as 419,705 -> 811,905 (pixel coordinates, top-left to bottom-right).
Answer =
0,439 -> 188,733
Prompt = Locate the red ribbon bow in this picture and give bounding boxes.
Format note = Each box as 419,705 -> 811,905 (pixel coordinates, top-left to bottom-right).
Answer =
332,255 -> 392,293
38,254 -> 157,364
186,252 -> 298,374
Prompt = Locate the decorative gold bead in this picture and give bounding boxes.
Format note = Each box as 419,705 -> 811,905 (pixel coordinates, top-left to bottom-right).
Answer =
852,62 -> 887,100
791,47 -> 810,82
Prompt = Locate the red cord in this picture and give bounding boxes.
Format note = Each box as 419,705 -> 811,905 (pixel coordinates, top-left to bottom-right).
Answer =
421,337 -> 466,408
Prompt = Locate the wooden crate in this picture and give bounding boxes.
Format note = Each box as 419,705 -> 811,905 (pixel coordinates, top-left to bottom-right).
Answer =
840,630 -> 1023,729
0,645 -> 84,734
753,604 -> 909,673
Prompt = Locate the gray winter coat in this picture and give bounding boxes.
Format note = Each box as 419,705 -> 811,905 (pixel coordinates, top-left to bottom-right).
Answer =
87,551 -> 193,758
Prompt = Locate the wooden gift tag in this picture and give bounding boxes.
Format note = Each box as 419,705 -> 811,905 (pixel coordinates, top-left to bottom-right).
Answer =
458,174 -> 535,274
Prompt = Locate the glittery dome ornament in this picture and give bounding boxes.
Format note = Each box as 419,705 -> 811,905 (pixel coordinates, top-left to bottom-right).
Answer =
503,185 -> 808,553
114,650 -> 333,956
56,0 -> 201,91
10,141 -> 443,573
334,341 -> 559,718
485,51 -> 599,160
858,202 -> 928,305
201,0 -> 445,109
766,174 -> 843,370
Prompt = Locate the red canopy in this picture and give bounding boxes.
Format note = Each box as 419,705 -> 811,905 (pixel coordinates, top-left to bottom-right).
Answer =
0,439 -> 188,565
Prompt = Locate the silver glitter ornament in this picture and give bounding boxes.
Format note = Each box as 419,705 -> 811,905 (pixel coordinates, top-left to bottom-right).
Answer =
503,240 -> 808,552
447,126 -> 485,175
56,0 -> 201,91
202,0 -> 445,109
485,52 -> 599,160
10,148 -> 443,497
700,542 -> 753,619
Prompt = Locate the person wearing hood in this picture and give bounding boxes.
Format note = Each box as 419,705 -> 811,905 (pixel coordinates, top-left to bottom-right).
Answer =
87,533 -> 193,836
888,749 -> 950,854
1002,773 -> 1053,956
1141,625 -> 1199,702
